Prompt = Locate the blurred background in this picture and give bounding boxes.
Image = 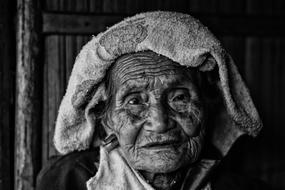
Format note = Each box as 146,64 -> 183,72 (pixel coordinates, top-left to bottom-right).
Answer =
1,0 -> 285,189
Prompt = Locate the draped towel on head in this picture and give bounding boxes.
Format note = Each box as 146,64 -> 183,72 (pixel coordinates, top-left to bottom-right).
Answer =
53,11 -> 262,158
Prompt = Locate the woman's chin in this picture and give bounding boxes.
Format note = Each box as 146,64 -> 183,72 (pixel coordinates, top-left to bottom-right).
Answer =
131,153 -> 186,173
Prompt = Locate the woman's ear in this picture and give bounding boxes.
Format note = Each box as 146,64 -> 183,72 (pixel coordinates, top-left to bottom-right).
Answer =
85,82 -> 108,147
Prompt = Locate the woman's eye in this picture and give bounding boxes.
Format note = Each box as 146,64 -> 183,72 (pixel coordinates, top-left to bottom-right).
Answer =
171,91 -> 190,103
173,94 -> 187,102
128,97 -> 142,105
123,93 -> 147,107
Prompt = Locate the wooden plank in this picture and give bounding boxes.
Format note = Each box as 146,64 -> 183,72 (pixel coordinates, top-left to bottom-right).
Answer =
43,12 -> 123,35
243,36 -> 285,190
246,0 -> 273,15
260,38 -> 273,122
156,0 -> 191,13
45,36 -> 66,158
43,0 -> 91,161
187,0 -> 200,12
43,36 -> 92,160
42,12 -> 285,36
43,36 -> 61,160
43,35 -> 91,160
217,0 -> 245,14
195,0 -> 217,13
0,0 -> 14,189
15,0 -> 42,190
259,38 -> 285,188
272,0 -> 285,15
271,38 -> 285,188
89,0 -> 104,13
278,39 -> 285,134
244,37 -> 261,99
65,35 -> 76,82
42,37 -> 50,165
271,39 -> 279,127
124,0 -> 140,14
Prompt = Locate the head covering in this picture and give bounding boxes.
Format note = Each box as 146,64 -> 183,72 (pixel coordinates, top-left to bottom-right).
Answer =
53,11 -> 262,156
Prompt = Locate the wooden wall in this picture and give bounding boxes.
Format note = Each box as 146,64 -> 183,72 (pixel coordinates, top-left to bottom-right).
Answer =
0,0 -> 15,189
1,0 -> 285,190
41,0 -> 285,190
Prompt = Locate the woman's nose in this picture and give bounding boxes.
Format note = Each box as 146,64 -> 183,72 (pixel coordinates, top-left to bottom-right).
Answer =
144,103 -> 172,133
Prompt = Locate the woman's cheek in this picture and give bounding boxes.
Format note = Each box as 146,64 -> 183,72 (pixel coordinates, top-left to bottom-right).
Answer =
169,103 -> 188,113
128,105 -> 148,117
175,115 -> 197,136
114,109 -> 145,146
172,104 -> 203,137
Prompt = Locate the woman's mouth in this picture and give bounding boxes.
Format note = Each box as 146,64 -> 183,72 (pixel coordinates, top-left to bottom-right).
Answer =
140,140 -> 183,149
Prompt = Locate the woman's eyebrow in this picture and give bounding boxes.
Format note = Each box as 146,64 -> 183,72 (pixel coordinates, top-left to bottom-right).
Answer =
116,84 -> 147,101
166,77 -> 188,87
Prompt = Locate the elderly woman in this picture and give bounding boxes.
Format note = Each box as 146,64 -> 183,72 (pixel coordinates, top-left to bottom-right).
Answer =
36,12 -> 264,190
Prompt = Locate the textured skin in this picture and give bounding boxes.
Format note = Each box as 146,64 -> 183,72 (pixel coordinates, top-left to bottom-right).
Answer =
101,52 -> 205,189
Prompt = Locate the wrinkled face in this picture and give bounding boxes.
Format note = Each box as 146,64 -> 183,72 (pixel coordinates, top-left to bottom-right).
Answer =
103,51 -> 205,173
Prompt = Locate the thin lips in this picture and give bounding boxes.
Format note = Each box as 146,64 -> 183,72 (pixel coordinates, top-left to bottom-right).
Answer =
141,139 -> 181,148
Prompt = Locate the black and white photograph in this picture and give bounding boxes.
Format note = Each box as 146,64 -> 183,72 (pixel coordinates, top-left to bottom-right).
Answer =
0,0 -> 284,190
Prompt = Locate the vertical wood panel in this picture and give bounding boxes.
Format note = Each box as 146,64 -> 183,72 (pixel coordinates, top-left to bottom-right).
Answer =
260,38 -> 273,121
187,0 -> 201,13
44,0 -> 212,14
65,35 -> 76,82
196,0 -> 217,13
43,36 -> 65,161
278,39 -> 285,134
243,36 -> 285,189
274,38 -> 285,189
42,35 -> 91,161
102,0 -> 114,13
244,37 -> 261,98
246,0 -> 273,15
217,0 -> 245,14
42,37 -> 50,165
272,0 -> 285,15
43,0 -> 91,161
44,0 -> 58,11
0,0 -> 15,189
15,0 -> 42,190
242,1 -> 285,187
88,0 -> 104,13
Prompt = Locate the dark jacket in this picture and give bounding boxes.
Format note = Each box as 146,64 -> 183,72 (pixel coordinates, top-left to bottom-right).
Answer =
36,148 -> 270,190
36,148 -> 99,190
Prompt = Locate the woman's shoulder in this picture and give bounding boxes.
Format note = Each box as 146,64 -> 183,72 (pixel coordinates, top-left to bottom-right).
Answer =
36,147 -> 100,190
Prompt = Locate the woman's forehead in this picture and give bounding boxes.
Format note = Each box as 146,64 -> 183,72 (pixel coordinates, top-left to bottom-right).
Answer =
105,51 -> 199,99
110,51 -> 191,86
115,73 -> 196,99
